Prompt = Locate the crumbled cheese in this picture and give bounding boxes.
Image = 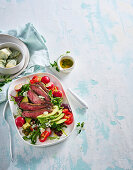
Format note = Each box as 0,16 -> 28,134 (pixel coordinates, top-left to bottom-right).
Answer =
32,124 -> 36,128
45,121 -> 51,127
40,128 -> 45,134
23,91 -> 28,97
43,111 -> 48,115
38,96 -> 45,99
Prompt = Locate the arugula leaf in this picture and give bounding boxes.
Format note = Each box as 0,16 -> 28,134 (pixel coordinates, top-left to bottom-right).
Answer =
51,122 -> 67,132
23,128 -> 40,144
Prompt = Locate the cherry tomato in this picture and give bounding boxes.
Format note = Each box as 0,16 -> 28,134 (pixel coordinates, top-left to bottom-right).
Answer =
32,76 -> 39,82
62,109 -> 69,114
53,90 -> 63,97
15,117 -> 25,128
30,80 -> 35,84
46,82 -> 54,89
39,131 -> 50,142
63,112 -> 73,125
14,84 -> 23,92
41,76 -> 50,84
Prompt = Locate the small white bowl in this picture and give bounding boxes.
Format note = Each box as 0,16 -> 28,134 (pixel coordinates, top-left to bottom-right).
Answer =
57,55 -> 75,73
0,42 -> 25,75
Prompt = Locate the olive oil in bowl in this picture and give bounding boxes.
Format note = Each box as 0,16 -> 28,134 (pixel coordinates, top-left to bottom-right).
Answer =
57,55 -> 75,73
60,58 -> 73,69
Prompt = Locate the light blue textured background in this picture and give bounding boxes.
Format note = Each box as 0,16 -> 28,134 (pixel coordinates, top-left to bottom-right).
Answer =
0,0 -> 133,170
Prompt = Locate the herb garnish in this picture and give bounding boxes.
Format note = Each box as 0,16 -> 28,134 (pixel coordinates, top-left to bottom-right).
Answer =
0,75 -> 12,91
76,122 -> 85,134
18,84 -> 30,96
50,61 -> 60,72
48,90 -> 62,108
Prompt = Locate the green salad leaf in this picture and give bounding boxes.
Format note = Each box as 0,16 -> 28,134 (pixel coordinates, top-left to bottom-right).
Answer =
48,90 -> 62,108
18,83 -> 30,96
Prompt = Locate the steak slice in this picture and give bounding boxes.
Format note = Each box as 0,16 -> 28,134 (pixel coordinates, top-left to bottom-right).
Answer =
27,89 -> 45,104
22,108 -> 52,118
36,82 -> 49,93
20,102 -> 52,111
30,84 -> 50,101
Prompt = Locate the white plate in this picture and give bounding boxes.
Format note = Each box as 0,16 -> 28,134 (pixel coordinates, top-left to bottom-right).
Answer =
8,73 -> 75,147
0,34 -> 30,79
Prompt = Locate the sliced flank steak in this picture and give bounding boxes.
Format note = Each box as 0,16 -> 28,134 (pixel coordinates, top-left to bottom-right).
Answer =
22,108 -> 52,118
20,102 -> 52,111
30,84 -> 50,101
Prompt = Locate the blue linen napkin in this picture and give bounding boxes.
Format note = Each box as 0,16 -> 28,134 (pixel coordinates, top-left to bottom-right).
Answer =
0,23 -> 50,103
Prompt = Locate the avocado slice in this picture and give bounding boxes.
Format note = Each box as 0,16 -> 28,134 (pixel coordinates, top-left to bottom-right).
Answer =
51,113 -> 64,122
56,119 -> 67,124
50,110 -> 62,120
22,122 -> 31,130
21,96 -> 29,103
37,106 -> 59,119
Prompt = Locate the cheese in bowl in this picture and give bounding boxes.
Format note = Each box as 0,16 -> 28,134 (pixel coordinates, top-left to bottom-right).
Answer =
0,47 -> 21,68
0,42 -> 25,75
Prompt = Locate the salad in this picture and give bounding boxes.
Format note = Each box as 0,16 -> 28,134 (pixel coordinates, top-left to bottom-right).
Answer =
11,75 -> 74,144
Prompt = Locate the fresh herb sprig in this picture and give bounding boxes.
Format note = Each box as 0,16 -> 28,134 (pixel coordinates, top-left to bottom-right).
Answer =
50,61 -> 60,72
0,75 -> 12,91
48,90 -> 63,108
76,122 -> 85,134
50,51 -> 71,72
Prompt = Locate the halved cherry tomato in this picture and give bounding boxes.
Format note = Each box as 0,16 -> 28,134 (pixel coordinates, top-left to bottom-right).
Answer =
63,112 -> 73,125
15,117 -> 25,128
41,76 -> 50,84
39,131 -> 50,142
46,82 -> 54,89
53,90 -> 63,97
62,109 -> 69,114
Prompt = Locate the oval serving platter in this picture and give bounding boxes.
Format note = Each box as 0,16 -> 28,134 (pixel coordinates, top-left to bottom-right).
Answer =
8,72 -> 75,147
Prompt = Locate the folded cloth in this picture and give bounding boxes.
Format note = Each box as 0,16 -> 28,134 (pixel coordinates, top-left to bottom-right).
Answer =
0,23 -> 50,103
